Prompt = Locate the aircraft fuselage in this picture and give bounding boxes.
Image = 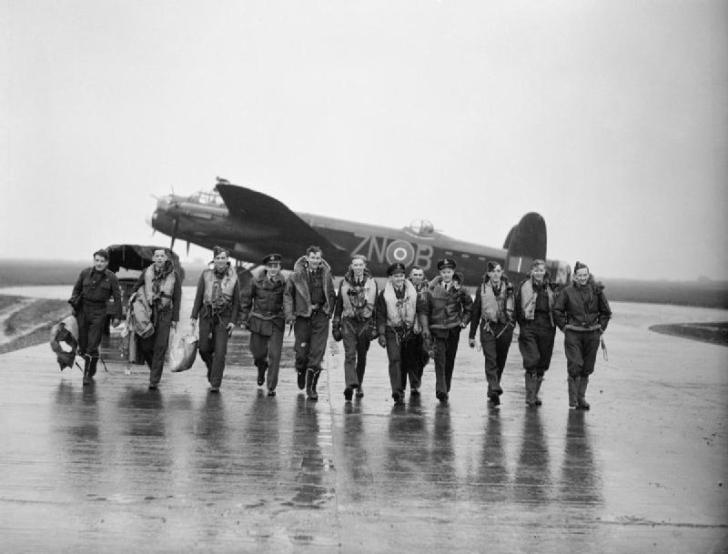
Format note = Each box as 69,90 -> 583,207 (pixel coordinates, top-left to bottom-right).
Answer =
151,192 -> 566,285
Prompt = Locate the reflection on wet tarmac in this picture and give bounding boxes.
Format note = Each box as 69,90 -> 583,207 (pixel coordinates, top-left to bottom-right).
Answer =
478,410 -> 509,503
194,391 -> 229,477
428,404 -> 455,498
53,381 -> 101,483
2,297 -> 727,551
559,410 -> 601,505
513,409 -> 551,504
290,395 -> 329,508
342,403 -> 372,496
384,397 -> 429,482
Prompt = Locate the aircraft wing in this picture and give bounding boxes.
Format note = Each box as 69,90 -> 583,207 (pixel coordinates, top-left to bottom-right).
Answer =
215,183 -> 346,258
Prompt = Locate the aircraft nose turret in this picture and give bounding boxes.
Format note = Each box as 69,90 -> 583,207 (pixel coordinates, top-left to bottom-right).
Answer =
156,195 -> 173,212
151,195 -> 184,250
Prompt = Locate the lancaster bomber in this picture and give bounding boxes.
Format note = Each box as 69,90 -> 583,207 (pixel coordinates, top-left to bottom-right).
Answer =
150,178 -> 570,285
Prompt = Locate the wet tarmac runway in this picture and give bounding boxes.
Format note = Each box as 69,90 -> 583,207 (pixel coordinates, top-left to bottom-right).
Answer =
1,292 -> 727,552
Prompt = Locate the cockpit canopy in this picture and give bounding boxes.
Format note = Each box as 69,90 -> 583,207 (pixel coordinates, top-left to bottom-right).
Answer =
407,219 -> 435,237
187,189 -> 225,206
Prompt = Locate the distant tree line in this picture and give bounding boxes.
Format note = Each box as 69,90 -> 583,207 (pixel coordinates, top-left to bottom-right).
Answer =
0,260 -> 726,309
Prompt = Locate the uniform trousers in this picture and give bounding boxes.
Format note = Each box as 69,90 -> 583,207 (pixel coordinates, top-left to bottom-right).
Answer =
139,308 -> 173,386
198,312 -> 233,388
341,318 -> 371,389
518,318 -> 555,376
77,302 -> 107,360
432,327 -> 461,395
564,329 -> 601,377
480,322 -> 513,395
401,333 -> 427,391
294,311 -> 330,372
384,327 -> 408,397
249,322 -> 284,391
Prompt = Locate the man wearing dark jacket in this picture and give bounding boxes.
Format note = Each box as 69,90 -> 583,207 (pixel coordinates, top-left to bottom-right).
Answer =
132,248 -> 182,390
69,248 -> 122,385
190,246 -> 240,393
419,258 -> 473,403
332,255 -> 378,401
240,253 -> 286,396
553,261 -> 612,410
283,246 -> 336,400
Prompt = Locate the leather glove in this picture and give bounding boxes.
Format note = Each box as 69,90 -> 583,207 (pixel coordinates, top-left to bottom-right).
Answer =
332,326 -> 343,342
377,335 -> 386,348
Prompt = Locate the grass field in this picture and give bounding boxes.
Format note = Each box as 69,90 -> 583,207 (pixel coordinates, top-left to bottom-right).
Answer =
0,295 -> 72,354
0,259 -> 204,287
650,322 -> 728,347
0,260 -> 86,287
604,278 -> 728,309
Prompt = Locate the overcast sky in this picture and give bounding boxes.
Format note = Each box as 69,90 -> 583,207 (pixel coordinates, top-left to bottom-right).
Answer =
2,1 -> 726,280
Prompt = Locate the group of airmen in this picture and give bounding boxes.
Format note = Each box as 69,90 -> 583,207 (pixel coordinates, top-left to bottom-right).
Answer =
70,244 -> 612,410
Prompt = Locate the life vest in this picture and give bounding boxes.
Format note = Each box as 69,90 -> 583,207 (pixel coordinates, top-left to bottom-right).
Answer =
481,281 -> 514,324
340,276 -> 377,319
143,264 -> 176,309
129,291 -> 155,338
202,265 -> 238,308
520,278 -> 554,322
383,280 -> 418,329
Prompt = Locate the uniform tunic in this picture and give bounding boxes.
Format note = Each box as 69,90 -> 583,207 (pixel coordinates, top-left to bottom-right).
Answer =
240,271 -> 286,391
69,267 -> 122,360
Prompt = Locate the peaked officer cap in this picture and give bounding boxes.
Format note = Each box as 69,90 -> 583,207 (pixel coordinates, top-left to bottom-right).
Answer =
437,258 -> 457,270
387,262 -> 406,276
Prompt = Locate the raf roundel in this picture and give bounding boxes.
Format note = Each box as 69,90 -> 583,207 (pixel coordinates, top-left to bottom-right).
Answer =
385,240 -> 415,266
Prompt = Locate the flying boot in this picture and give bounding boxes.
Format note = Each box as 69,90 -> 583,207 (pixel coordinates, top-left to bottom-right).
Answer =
82,355 -> 93,386
533,373 -> 544,406
89,355 -> 99,378
256,361 -> 268,387
576,375 -> 590,410
567,375 -> 578,408
524,372 -> 536,406
311,369 -> 322,399
487,374 -> 502,405
306,368 -> 320,401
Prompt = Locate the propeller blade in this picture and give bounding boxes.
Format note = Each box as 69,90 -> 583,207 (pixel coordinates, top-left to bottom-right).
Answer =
170,217 -> 179,250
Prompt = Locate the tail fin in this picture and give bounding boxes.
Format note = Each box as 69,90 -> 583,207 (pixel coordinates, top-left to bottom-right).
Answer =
504,213 -> 547,280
